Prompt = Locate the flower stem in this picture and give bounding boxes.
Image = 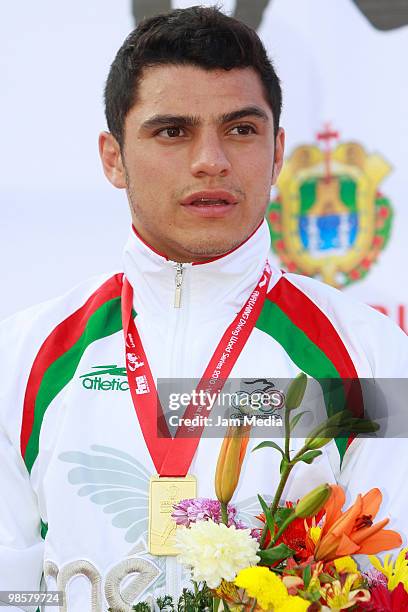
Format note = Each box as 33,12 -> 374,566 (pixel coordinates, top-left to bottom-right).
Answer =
269,461 -> 293,516
221,502 -> 228,525
259,460 -> 295,548
284,405 -> 290,458
259,405 -> 295,548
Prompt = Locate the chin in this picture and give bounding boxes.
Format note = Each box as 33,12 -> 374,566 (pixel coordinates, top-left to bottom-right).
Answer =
181,234 -> 249,259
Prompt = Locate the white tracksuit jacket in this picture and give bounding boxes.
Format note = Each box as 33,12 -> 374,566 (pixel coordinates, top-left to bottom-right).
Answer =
1,220 -> 407,611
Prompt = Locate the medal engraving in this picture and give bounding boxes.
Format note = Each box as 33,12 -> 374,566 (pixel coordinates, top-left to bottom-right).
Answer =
148,475 -> 197,556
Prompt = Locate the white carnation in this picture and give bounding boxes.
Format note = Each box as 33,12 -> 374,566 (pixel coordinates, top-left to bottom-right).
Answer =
175,519 -> 260,588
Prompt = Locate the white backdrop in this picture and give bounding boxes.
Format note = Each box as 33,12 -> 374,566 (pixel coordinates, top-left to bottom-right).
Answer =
1,0 -> 407,330
0,1 -> 133,319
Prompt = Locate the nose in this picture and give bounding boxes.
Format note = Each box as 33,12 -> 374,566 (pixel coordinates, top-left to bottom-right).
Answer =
190,131 -> 232,178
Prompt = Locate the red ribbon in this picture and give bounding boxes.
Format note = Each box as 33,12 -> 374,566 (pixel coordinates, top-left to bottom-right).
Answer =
122,263 -> 271,477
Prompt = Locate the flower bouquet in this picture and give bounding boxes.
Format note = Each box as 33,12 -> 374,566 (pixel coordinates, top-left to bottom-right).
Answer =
134,374 -> 406,611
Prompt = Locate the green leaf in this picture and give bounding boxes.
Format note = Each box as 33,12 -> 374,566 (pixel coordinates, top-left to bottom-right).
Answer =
258,543 -> 294,564
156,595 -> 174,610
258,494 -> 275,534
295,450 -> 322,465
212,598 -> 221,612
302,564 -> 312,589
309,588 -> 324,602
252,440 -> 285,458
289,411 -> 309,433
274,506 -> 294,527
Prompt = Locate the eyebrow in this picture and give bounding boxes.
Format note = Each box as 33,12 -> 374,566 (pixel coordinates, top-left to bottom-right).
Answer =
140,105 -> 269,132
218,106 -> 269,124
140,114 -> 200,132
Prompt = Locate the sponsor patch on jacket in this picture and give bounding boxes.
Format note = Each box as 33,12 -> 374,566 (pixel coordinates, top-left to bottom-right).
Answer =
79,364 -> 129,391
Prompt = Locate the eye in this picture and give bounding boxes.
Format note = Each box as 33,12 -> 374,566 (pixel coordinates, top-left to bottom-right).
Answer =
229,124 -> 257,136
157,126 -> 186,138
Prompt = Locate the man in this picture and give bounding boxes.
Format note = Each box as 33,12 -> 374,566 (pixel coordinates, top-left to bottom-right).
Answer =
1,6 -> 407,611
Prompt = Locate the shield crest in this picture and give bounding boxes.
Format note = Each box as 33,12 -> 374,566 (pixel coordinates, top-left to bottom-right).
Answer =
268,128 -> 393,288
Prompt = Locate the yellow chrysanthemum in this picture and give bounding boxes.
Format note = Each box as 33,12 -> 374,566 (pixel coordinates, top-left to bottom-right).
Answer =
234,567 -> 309,611
369,548 -> 408,592
235,567 -> 287,609
276,595 -> 310,611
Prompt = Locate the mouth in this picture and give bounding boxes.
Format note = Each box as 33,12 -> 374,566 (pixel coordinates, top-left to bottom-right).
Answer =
180,190 -> 238,218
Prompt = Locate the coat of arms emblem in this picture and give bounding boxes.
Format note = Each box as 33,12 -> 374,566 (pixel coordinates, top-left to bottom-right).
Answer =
267,126 -> 393,288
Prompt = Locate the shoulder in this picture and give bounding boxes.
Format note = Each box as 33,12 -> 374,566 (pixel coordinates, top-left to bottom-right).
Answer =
0,271 -> 123,355
267,271 -> 408,376
0,272 -> 123,438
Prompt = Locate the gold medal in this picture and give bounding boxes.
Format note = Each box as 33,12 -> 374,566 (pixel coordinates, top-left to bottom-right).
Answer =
148,474 -> 197,556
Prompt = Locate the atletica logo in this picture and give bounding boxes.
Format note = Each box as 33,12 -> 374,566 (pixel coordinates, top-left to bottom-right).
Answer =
80,365 -> 129,392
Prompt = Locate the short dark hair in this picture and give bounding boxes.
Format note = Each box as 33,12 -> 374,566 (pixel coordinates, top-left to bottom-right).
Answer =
104,5 -> 282,148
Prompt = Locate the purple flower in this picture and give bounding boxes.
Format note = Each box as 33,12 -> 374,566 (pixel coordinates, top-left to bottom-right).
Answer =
171,498 -> 247,528
363,567 -> 388,588
250,527 -> 263,541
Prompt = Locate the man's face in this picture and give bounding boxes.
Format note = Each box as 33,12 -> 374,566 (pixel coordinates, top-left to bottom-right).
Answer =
100,64 -> 285,262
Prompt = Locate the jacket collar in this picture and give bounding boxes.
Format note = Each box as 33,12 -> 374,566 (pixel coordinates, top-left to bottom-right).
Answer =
122,219 -> 280,318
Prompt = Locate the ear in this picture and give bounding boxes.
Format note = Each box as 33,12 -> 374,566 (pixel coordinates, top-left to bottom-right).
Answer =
99,131 -> 127,189
271,127 -> 285,185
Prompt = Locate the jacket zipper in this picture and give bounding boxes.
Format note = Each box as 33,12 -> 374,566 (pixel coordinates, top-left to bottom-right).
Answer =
174,262 -> 184,308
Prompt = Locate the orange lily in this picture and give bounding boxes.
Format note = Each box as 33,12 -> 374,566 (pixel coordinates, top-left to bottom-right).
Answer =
215,425 -> 250,504
313,485 -> 402,562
